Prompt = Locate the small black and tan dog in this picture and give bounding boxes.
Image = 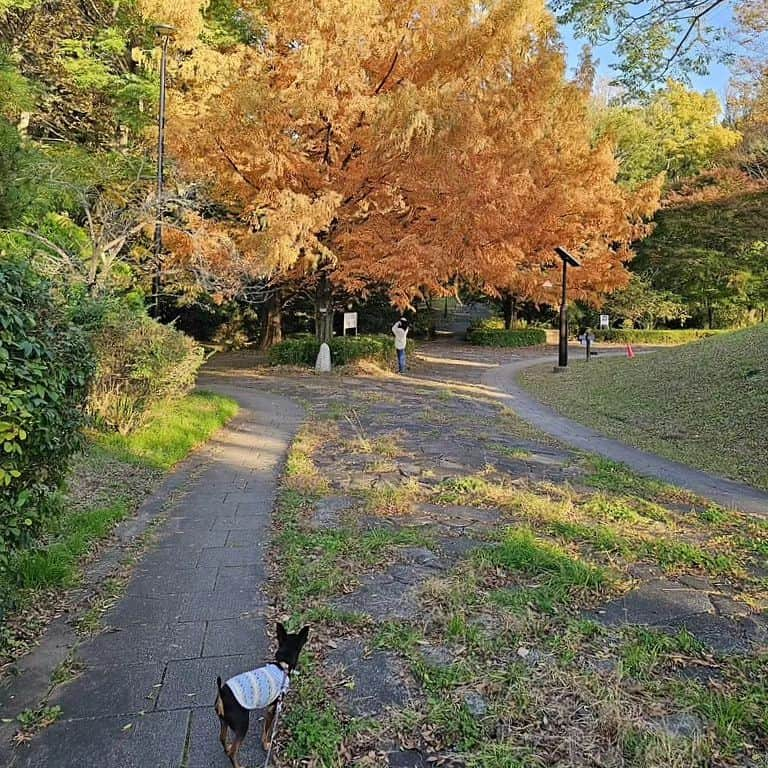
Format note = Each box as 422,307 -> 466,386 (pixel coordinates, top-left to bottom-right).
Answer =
215,623 -> 309,768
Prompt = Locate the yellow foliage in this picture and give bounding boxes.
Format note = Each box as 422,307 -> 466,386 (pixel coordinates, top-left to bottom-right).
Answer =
166,0 -> 660,308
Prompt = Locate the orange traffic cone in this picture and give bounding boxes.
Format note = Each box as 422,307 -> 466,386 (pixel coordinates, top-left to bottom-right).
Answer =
626,343 -> 635,359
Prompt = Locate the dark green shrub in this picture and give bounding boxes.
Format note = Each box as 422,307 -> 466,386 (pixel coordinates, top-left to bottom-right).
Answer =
268,335 -> 393,368
467,321 -> 546,348
88,307 -> 205,434
593,329 -> 725,344
0,259 -> 94,562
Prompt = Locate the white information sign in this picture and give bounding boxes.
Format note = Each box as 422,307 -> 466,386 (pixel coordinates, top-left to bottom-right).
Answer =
343,312 -> 358,335
599,314 -> 610,329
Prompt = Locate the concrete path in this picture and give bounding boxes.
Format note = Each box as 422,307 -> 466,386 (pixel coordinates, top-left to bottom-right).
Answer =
483,356 -> 768,517
12,384 -> 302,768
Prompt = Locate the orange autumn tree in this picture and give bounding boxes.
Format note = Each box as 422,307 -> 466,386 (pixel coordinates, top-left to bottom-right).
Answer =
168,0 -> 659,341
336,27 -> 662,323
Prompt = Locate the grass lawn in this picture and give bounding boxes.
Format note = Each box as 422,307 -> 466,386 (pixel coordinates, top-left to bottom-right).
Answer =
0,390 -> 238,666
518,324 -> 768,490
94,391 -> 239,470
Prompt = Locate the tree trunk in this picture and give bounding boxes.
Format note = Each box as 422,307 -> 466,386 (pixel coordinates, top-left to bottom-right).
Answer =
707,304 -> 714,329
501,292 -> 516,330
259,291 -> 283,350
315,272 -> 333,344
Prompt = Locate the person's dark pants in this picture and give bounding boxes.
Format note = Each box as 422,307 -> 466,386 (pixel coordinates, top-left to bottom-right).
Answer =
396,348 -> 406,373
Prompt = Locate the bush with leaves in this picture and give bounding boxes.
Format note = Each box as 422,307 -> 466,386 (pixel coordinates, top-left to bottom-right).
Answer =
0,258 -> 94,564
467,319 -> 546,347
88,305 -> 206,434
268,335 -> 393,368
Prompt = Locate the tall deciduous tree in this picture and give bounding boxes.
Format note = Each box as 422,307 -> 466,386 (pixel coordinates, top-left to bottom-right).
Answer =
168,0 -> 659,341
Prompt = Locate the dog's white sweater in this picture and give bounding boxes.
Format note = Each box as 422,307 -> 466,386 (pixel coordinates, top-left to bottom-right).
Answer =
226,664 -> 289,710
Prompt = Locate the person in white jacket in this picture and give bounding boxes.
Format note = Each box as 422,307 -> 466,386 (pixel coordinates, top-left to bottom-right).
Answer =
392,318 -> 409,373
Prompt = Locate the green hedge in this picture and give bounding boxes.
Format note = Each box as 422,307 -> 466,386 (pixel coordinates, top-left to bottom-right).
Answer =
88,309 -> 206,435
467,327 -> 547,347
268,335 -> 393,368
0,259 -> 94,563
593,329 -> 725,344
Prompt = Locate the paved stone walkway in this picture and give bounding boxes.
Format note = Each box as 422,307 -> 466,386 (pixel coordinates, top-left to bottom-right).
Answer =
483,354 -> 768,516
11,386 -> 301,768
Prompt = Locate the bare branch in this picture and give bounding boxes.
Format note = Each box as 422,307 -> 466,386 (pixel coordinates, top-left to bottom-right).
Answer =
215,137 -> 259,188
374,36 -> 405,95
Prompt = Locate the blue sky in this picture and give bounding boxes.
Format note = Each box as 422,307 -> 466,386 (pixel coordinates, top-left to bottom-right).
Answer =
557,6 -> 737,102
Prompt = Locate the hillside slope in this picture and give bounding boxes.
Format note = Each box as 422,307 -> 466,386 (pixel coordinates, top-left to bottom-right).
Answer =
518,325 -> 768,490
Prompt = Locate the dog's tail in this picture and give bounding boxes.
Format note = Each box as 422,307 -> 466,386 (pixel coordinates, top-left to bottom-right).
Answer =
215,676 -> 225,717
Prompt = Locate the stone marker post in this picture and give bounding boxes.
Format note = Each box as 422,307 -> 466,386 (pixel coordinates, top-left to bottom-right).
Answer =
316,342 -> 332,372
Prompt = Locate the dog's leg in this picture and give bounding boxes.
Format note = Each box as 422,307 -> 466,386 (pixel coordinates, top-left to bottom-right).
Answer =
261,701 -> 277,751
227,734 -> 245,768
218,716 -> 229,750
226,711 -> 249,768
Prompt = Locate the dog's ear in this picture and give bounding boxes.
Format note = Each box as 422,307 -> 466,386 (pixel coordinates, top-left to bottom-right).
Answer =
297,625 -> 310,648
276,622 -> 288,645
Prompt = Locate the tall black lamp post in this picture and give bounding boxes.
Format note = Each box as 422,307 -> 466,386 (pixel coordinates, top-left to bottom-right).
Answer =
152,23 -> 175,318
554,246 -> 581,369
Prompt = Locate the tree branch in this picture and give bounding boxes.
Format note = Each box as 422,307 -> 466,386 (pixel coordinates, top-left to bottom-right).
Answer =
215,137 -> 259,188
658,0 -> 728,77
374,36 -> 405,95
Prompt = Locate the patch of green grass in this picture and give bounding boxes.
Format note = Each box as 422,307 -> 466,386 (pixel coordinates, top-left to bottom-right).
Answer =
518,325 -> 768,491
373,621 -> 422,654
581,492 -> 669,525
678,684 -> 758,755
446,613 -> 483,645
647,540 -> 738,576
413,658 -> 476,693
620,628 -> 703,679
547,519 -> 635,556
276,489 -> 429,607
619,727 -> 708,768
549,510 -> 740,577
467,743 -> 543,768
95,391 -> 238,470
477,528 -> 608,611
583,458 -> 671,499
16,705 -> 62,734
5,500 -> 130,591
697,505 -> 734,525
433,476 -> 493,505
283,656 -> 343,767
426,697 -> 482,750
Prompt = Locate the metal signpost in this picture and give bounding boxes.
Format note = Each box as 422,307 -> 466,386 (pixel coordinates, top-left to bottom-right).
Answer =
554,246 -> 581,369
